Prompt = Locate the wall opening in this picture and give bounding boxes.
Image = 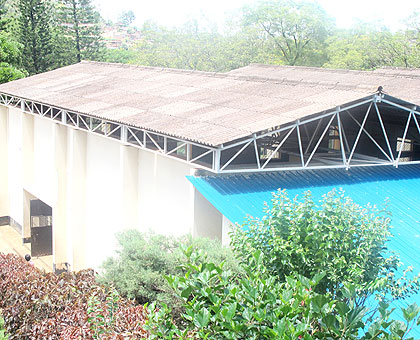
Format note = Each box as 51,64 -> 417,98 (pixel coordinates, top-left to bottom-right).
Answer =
30,199 -> 53,257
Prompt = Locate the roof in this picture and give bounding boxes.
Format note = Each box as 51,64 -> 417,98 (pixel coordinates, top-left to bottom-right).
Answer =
188,164 -> 420,336
1,61 -> 420,146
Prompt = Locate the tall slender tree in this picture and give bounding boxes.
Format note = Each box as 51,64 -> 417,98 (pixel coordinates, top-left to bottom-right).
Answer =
57,0 -> 104,63
16,0 -> 54,74
0,0 -> 7,31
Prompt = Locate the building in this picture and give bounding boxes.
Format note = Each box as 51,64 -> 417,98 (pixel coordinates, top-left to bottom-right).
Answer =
0,62 -> 420,278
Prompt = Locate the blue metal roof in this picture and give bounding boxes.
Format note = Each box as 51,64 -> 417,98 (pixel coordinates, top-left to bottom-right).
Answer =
188,164 -> 420,336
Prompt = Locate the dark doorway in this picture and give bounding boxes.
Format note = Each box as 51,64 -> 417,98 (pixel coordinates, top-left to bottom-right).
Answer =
30,199 -> 53,257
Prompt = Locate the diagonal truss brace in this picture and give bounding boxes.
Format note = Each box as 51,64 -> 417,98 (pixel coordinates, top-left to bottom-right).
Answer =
2,92 -> 420,174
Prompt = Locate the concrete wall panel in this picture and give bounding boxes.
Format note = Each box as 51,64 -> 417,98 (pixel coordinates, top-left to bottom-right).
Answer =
137,150 -> 195,236
0,106 -> 9,218
7,108 -> 23,227
84,134 -> 123,269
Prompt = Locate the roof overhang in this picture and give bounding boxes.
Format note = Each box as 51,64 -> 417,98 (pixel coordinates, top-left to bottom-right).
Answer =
1,91 -> 419,174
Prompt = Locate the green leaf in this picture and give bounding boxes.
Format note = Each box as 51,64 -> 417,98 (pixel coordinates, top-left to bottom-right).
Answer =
311,295 -> 329,312
368,321 -> 381,336
322,314 -> 338,329
194,308 -> 210,328
181,286 -> 193,299
221,303 -> 237,322
335,301 -> 350,316
389,320 -> 407,337
402,303 -> 420,323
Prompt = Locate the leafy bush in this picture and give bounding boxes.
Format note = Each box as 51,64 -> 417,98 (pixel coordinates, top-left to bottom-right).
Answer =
0,316 -> 8,340
230,189 -> 420,303
98,230 -> 242,308
147,247 -> 420,340
0,253 -> 147,339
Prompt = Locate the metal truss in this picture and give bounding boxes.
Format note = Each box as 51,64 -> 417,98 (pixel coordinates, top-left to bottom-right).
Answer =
216,94 -> 420,173
1,92 -> 420,174
0,93 -> 216,171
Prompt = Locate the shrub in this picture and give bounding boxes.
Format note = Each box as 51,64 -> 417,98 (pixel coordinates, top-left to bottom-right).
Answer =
230,189 -> 420,304
0,253 -> 147,339
147,247 -> 420,340
98,230 -> 242,309
0,316 -> 8,340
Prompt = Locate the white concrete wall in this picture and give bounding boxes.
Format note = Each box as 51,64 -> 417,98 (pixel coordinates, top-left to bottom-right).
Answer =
53,124 -> 68,267
0,104 -> 225,271
0,106 -> 9,217
222,215 -> 233,246
30,116 -> 55,206
84,133 -> 125,269
65,129 -> 87,270
193,189 -> 222,240
7,108 -> 23,228
137,150 -> 195,236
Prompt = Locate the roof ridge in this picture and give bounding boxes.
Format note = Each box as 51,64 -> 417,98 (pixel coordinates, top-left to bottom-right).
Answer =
78,61 -> 374,92
237,63 -> 420,80
80,60 -> 225,77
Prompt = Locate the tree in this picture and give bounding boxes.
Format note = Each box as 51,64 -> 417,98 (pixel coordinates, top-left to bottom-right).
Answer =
118,10 -> 135,27
230,190 -> 420,305
132,20 -> 263,72
378,31 -> 420,68
241,0 -> 333,66
324,24 -> 386,70
325,20 -> 420,71
16,0 -> 55,74
0,0 -> 7,31
57,0 -> 104,63
147,246 -> 420,339
0,32 -> 27,83
102,48 -> 137,64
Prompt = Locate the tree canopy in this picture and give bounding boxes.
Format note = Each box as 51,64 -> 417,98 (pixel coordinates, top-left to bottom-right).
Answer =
1,0 -> 420,82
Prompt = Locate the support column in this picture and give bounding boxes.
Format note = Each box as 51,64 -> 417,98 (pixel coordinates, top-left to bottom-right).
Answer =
222,215 -> 233,246
0,106 -> 9,221
120,145 -> 139,230
192,188 -> 222,240
53,124 -> 68,271
66,129 -> 87,271
7,108 -> 23,231
22,114 -> 34,240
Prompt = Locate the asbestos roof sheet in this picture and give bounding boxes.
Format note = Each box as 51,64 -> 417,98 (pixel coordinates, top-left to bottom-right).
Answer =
1,61 -> 420,146
188,164 -> 420,336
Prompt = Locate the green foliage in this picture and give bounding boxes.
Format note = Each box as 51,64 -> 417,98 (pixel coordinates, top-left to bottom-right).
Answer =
231,190 -> 420,304
118,10 -> 135,27
1,0 -> 420,77
323,25 -> 384,70
0,32 -> 27,83
147,247 -> 420,339
131,20 -> 253,72
324,22 -> 420,70
0,316 -> 8,340
241,0 -> 333,66
0,33 -> 22,67
98,230 -> 242,309
0,0 -> 8,31
16,0 -> 55,74
87,288 -> 120,339
102,48 -> 137,64
56,0 -> 105,63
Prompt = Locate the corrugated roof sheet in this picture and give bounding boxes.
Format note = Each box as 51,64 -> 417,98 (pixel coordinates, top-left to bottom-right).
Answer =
188,164 -> 420,336
1,61 -> 420,146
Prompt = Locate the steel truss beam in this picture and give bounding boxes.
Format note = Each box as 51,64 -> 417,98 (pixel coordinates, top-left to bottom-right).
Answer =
1,92 -> 420,174
216,95 -> 420,173
0,94 -> 216,171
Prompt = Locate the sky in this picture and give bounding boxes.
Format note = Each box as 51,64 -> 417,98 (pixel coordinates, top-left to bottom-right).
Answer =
93,0 -> 420,31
